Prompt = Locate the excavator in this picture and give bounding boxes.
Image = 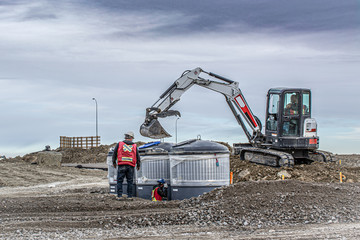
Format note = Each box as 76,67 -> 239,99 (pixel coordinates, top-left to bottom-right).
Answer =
139,67 -> 334,167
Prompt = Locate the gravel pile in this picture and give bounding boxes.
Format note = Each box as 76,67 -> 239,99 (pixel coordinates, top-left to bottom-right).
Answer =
231,154 -> 360,183
107,180 -> 360,230
182,181 -> 360,227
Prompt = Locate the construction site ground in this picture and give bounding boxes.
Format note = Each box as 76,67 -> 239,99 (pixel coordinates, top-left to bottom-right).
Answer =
1,148 -> 360,239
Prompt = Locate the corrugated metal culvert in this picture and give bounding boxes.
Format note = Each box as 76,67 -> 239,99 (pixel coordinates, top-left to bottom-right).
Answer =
170,139 -> 230,200
107,139 -> 231,200
137,141 -> 173,185
136,141 -> 173,200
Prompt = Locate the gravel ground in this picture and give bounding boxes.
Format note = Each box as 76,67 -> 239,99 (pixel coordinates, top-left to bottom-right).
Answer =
2,180 -> 360,239
1,154 -> 360,239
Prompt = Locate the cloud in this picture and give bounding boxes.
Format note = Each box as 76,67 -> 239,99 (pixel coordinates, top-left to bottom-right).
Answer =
1,1 -> 359,60
334,128 -> 360,141
0,0 -> 359,156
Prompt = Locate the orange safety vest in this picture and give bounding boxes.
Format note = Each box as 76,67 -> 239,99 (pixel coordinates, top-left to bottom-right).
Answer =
151,186 -> 162,201
117,142 -> 137,167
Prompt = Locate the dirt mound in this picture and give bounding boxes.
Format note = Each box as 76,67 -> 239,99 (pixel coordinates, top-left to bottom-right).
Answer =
17,145 -> 111,165
56,141 -> 146,164
56,144 -> 113,164
107,180 -> 360,230
17,141 -> 148,165
231,154 -> 360,183
336,154 -> 360,167
177,180 -> 360,228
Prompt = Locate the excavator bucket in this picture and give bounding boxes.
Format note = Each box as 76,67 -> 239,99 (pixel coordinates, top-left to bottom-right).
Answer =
140,119 -> 172,139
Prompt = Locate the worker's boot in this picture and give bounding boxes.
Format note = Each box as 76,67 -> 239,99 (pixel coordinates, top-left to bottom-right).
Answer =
116,194 -> 126,201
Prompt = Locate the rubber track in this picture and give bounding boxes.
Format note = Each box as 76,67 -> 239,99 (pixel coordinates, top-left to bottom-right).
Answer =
309,149 -> 335,162
239,147 -> 295,167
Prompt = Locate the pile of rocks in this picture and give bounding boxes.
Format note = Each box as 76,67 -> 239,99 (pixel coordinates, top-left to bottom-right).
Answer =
108,180 -> 360,229
230,154 -> 360,183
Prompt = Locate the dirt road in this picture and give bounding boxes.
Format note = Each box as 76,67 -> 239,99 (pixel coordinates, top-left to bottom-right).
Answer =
1,156 -> 360,239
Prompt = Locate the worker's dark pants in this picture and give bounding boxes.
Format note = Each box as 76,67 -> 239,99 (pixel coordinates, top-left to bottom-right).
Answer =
117,165 -> 134,198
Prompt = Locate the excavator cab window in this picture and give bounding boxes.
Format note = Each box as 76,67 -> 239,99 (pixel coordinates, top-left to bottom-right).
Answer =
282,92 -> 300,136
303,92 -> 310,115
266,94 -> 280,131
284,93 -> 299,115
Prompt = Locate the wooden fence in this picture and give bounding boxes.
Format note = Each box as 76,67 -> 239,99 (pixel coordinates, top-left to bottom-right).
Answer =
60,136 -> 100,149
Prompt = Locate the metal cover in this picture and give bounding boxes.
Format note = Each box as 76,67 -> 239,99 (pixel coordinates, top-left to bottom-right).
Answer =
139,142 -> 174,155
171,139 -> 229,154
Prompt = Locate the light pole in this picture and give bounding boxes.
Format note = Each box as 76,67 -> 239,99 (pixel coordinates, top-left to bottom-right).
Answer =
175,117 -> 180,144
92,98 -> 98,139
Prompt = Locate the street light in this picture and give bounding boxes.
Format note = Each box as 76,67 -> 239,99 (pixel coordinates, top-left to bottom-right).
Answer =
92,98 -> 98,138
175,117 -> 180,144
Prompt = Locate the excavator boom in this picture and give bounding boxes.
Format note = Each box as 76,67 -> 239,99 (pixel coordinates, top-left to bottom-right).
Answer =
140,67 -> 262,143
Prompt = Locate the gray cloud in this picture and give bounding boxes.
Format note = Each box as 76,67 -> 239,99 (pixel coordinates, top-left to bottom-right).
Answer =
0,0 -> 359,156
85,0 -> 360,33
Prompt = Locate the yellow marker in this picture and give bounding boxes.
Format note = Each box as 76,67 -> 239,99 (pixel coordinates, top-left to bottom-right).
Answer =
339,160 -> 342,165
282,175 -> 285,180
340,172 -> 343,183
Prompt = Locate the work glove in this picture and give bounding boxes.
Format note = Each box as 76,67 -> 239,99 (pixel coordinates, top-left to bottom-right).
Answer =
113,164 -> 117,169
136,165 -> 140,171
164,183 -> 168,188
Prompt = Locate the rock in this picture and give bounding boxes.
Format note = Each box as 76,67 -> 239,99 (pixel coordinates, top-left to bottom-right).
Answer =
238,169 -> 251,179
96,153 -> 107,162
37,151 -> 62,167
277,170 -> 291,179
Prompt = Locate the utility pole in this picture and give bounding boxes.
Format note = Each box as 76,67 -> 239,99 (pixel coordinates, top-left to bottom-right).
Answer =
92,98 -> 98,139
175,117 -> 180,144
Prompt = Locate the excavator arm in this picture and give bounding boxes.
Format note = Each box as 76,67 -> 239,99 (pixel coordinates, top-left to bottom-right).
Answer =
140,67 -> 263,145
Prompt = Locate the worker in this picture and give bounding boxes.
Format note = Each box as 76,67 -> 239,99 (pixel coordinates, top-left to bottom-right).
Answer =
112,131 -> 140,199
151,178 -> 168,201
286,94 -> 299,115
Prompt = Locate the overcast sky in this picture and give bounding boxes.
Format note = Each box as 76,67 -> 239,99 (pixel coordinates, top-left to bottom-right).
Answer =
1,0 -> 359,157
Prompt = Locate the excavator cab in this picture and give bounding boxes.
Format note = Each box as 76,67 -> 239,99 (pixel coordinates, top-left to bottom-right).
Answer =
264,88 -> 319,158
